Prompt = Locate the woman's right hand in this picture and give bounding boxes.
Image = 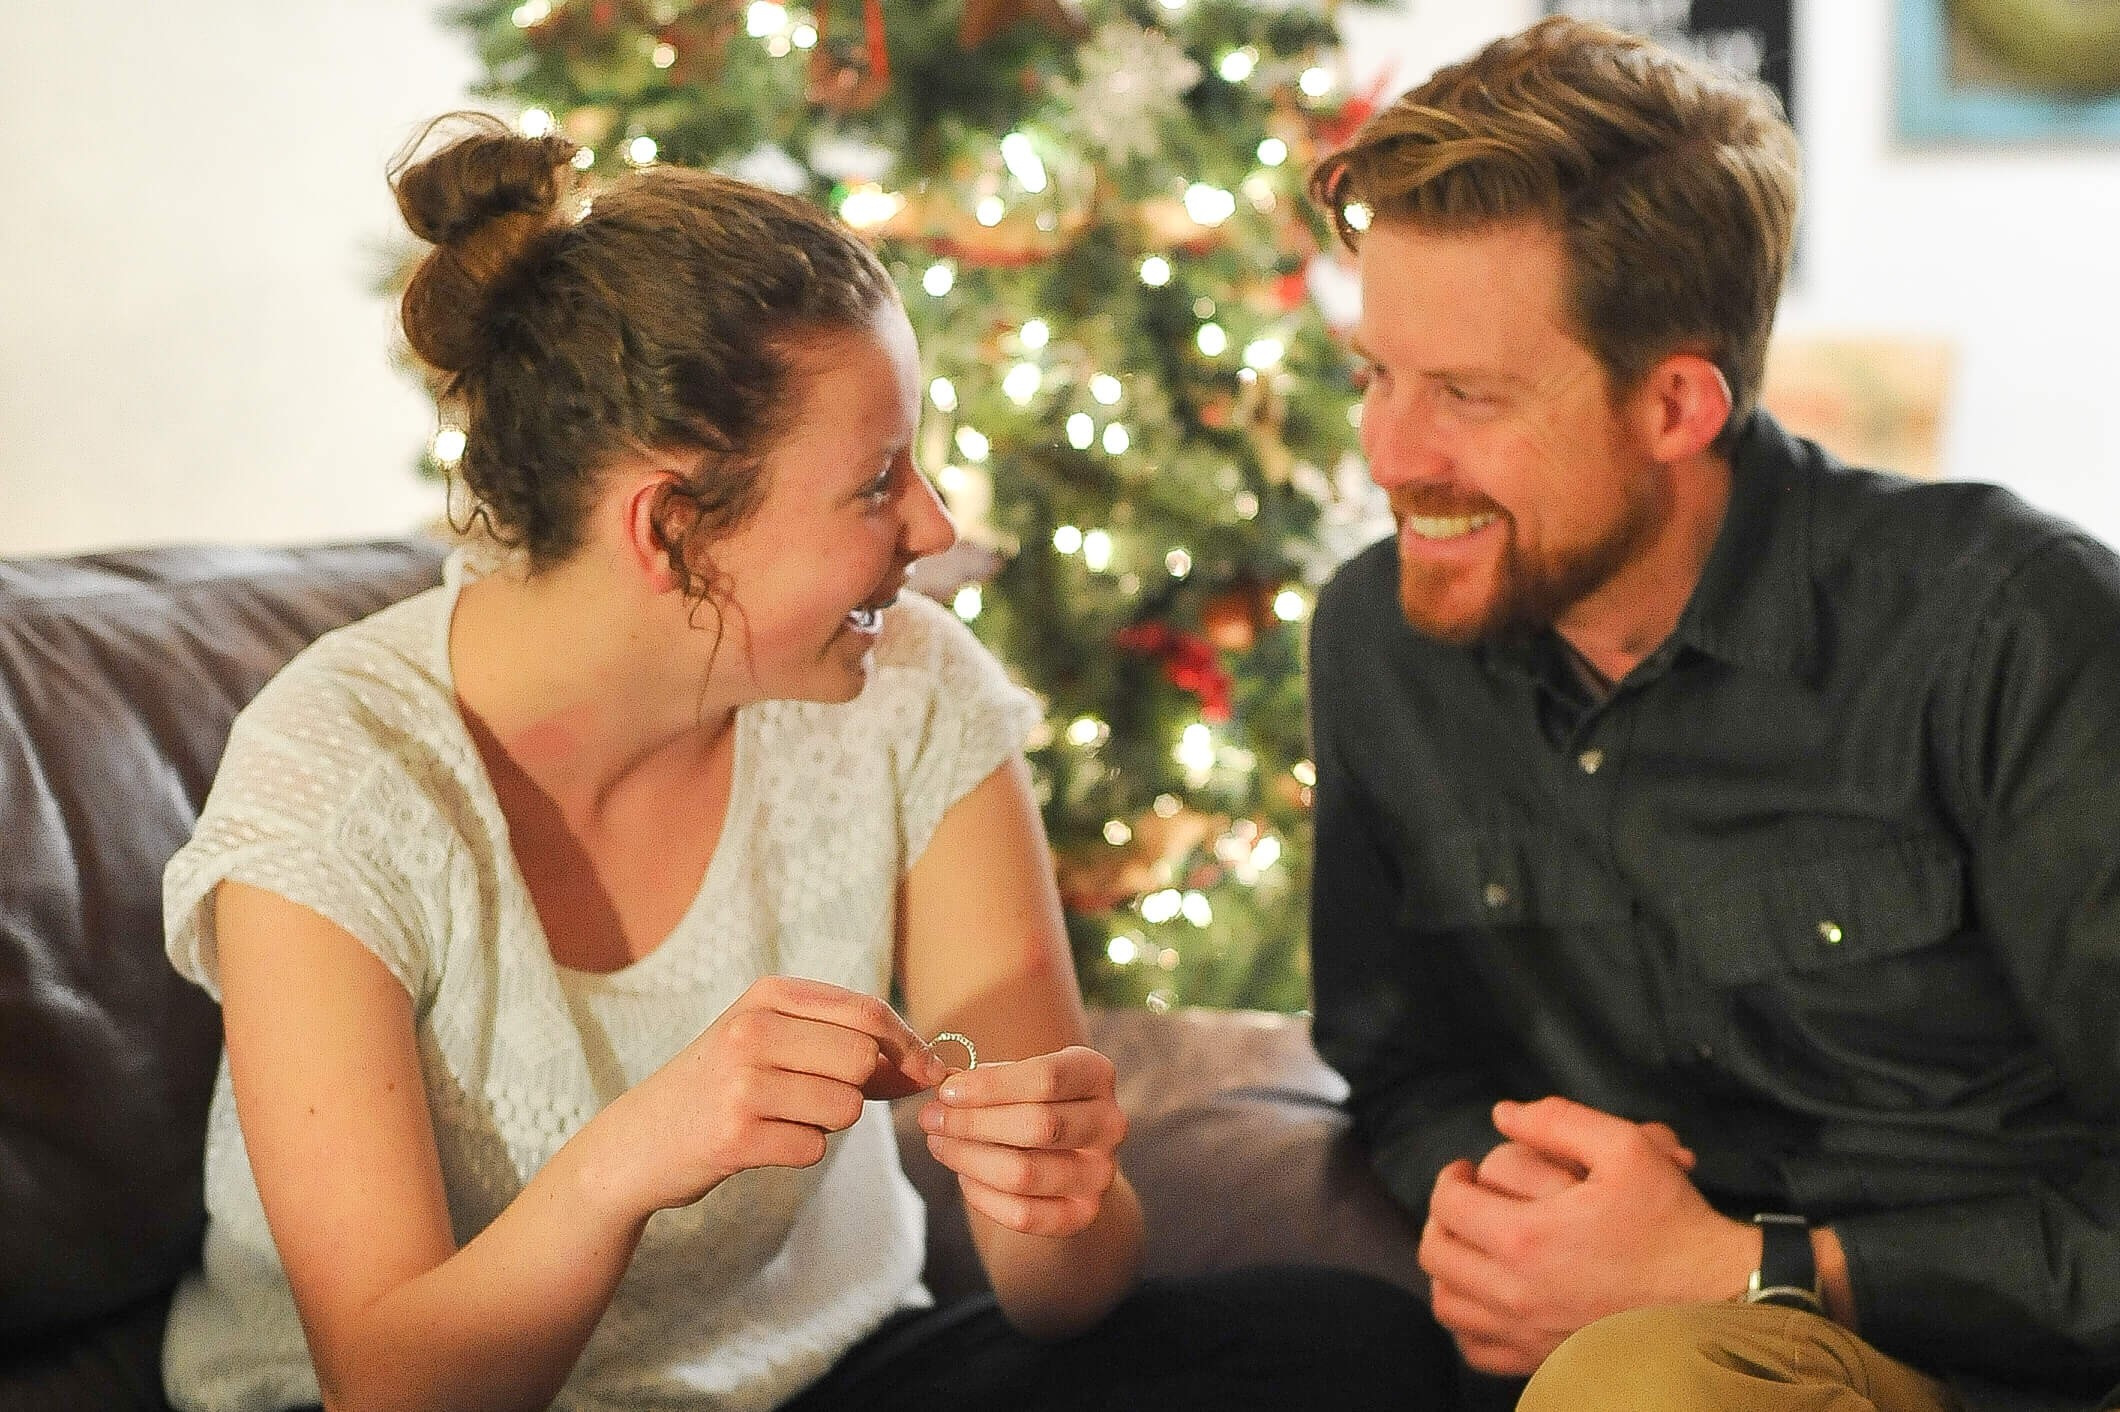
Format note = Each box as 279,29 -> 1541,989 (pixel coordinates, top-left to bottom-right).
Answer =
595,975 -> 948,1216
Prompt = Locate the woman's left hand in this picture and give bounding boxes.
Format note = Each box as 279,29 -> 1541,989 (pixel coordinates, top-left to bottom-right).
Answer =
916,1044 -> 1127,1239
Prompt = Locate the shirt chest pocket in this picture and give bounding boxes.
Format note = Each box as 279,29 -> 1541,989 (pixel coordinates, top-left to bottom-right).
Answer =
1668,833 -> 2030,1102
1393,828 -> 1634,933
1670,833 -> 1966,985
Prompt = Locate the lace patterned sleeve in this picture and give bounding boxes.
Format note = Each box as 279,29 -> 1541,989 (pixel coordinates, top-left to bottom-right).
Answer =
164,686 -> 440,1007
890,595 -> 1042,866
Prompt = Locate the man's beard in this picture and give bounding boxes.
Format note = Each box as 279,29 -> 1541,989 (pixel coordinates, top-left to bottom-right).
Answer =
1392,476 -> 1664,647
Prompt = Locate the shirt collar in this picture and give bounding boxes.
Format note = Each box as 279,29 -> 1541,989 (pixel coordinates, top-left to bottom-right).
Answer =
1670,410 -> 1822,681
1473,410 -> 1822,688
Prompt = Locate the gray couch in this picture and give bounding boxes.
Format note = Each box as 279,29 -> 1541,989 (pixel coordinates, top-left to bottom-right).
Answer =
0,539 -> 1424,1410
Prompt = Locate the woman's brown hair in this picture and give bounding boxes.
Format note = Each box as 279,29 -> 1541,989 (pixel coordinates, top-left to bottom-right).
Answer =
1310,17 -> 1800,451
390,112 -> 896,594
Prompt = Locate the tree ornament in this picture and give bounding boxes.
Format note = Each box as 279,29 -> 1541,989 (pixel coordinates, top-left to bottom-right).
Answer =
1050,22 -> 1202,167
807,0 -> 891,113
1201,575 -> 1278,654
958,0 -> 1088,51
1114,622 -> 1234,722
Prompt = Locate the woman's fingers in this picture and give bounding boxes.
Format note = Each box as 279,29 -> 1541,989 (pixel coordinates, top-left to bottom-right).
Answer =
952,1171 -> 1101,1238
916,1095 -> 1126,1151
923,1133 -> 1116,1199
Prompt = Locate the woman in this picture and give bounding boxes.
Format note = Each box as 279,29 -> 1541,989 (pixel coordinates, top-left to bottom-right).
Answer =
161,113 -> 1443,1412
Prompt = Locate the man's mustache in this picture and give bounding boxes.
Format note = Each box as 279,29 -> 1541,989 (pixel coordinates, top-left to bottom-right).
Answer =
1390,486 -> 1505,520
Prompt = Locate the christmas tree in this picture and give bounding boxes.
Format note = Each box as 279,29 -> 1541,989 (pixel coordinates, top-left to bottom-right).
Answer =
433,0 -> 1393,1010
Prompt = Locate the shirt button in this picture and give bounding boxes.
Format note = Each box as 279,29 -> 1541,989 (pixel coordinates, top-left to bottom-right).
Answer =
1696,1042 -> 1715,1061
1578,749 -> 1604,775
1483,882 -> 1511,909
1818,920 -> 1844,945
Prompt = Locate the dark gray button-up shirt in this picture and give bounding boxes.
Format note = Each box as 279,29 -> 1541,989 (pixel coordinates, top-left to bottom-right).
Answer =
1309,413 -> 2120,1408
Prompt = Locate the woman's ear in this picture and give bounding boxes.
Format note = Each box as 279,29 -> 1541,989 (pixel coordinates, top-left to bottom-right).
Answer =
1630,352 -> 1734,463
620,472 -> 688,595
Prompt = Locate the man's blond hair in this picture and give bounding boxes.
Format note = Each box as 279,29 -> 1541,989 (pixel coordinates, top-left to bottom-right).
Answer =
1311,17 -> 1800,450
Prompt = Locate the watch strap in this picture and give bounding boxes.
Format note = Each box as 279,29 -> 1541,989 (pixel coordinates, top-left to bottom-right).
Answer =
1745,1212 -> 1824,1313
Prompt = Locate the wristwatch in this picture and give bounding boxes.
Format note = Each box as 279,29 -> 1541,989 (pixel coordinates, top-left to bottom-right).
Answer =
1744,1212 -> 1824,1314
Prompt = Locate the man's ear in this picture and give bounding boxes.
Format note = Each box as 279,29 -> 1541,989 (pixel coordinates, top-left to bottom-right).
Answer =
620,472 -> 688,594
1630,352 -> 1733,463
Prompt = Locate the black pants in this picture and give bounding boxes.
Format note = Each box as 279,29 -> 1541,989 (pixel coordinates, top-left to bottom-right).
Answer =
287,1265 -> 1516,1410
780,1264 -> 1468,1412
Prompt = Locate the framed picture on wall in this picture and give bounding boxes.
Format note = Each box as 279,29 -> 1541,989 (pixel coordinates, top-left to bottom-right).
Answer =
1895,0 -> 2120,143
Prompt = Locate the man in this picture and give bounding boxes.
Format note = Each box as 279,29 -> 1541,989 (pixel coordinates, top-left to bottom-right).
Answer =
1304,16 -> 2120,1410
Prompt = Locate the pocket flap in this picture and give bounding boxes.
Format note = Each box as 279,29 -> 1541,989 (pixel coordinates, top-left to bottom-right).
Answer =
1394,828 -> 1632,931
1675,833 -> 1966,986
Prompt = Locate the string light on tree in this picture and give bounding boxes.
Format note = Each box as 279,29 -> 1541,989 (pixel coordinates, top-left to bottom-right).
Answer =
1020,319 -> 1051,350
1139,256 -> 1172,287
923,262 -> 956,297
1066,413 -> 1095,449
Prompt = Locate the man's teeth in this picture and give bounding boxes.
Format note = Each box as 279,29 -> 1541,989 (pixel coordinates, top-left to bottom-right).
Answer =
1405,511 -> 1499,540
848,606 -> 882,632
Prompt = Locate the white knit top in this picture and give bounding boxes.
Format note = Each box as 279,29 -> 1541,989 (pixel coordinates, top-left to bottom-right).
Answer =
161,559 -> 1038,1412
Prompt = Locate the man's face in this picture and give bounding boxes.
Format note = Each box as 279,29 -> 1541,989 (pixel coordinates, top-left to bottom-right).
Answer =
1352,218 -> 1668,646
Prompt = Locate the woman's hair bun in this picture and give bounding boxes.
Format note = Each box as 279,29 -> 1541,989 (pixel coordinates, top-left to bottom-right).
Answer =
391,112 -> 581,375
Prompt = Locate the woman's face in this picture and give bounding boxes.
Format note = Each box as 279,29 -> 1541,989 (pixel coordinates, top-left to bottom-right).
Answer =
699,303 -> 957,705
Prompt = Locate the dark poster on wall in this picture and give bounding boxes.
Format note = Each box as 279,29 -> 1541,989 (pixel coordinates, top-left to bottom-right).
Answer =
1541,1 -> 1796,127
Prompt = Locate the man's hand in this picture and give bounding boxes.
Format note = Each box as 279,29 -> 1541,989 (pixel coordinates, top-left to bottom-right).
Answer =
1420,1097 -> 1753,1376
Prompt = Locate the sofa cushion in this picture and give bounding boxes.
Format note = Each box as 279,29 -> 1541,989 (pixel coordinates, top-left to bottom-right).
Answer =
0,540 -> 445,1347
892,1007 -> 1426,1301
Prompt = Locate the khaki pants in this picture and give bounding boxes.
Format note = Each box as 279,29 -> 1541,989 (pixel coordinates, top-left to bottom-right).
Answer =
1516,1303 -> 1960,1412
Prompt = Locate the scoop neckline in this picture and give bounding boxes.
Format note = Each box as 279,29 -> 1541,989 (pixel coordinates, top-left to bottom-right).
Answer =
430,571 -> 755,989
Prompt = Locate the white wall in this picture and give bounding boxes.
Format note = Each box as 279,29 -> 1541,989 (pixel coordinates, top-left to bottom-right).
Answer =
3,0 -> 2117,556
0,1 -> 476,558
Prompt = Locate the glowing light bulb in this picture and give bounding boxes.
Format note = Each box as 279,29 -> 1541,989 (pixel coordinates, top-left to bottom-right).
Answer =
1182,891 -> 1213,926
999,132 -> 1048,193
954,426 -> 991,463
1089,374 -> 1123,405
571,147 -> 596,170
1066,413 -> 1095,449
1196,323 -> 1228,357
1300,66 -> 1334,98
1002,362 -> 1042,405
975,195 -> 1005,227
791,23 -> 817,47
1104,819 -> 1134,846
923,262 -> 956,296
431,426 -> 467,466
1166,548 -> 1193,578
1274,589 -> 1308,621
746,1 -> 786,36
1243,337 -> 1286,370
651,42 -> 677,68
1218,47 -> 1258,83
1082,529 -> 1113,572
626,135 -> 659,166
1258,137 -> 1289,167
1142,889 -> 1183,924
1183,183 -> 1237,227
518,107 -> 555,138
512,0 -> 552,27
953,584 -> 983,620
1053,524 -> 1085,554
1139,255 -> 1172,287
928,377 -> 958,412
1102,423 -> 1131,455
1020,318 -> 1051,350
1107,935 -> 1140,965
838,185 -> 905,229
